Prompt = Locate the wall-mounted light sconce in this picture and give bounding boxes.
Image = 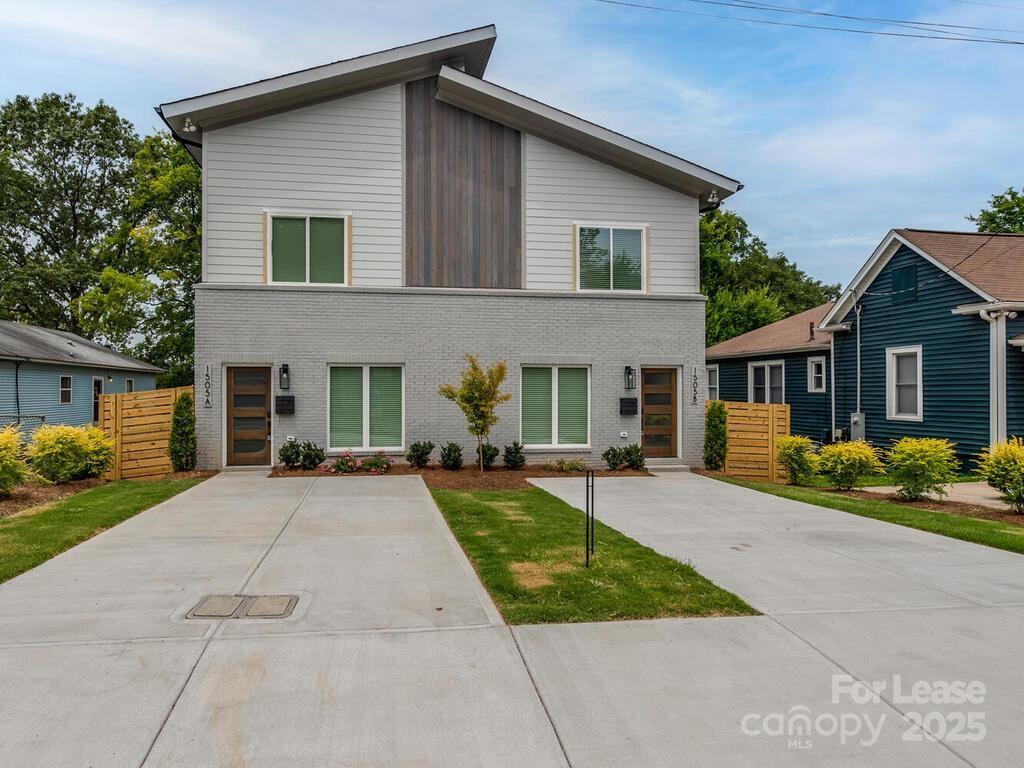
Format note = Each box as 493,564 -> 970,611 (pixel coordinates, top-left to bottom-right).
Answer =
624,366 -> 637,391
107,374 -> 114,382
279,364 -> 290,391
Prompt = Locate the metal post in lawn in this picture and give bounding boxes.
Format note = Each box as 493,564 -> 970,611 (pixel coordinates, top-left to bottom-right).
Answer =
585,469 -> 595,567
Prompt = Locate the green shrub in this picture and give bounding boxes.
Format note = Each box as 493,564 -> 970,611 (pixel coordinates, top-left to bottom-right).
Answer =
331,451 -> 358,474
440,442 -> 463,470
168,391 -> 197,471
886,437 -> 958,501
978,438 -> 1024,513
704,401 -> 728,470
297,441 -> 325,470
360,451 -> 393,475
405,441 -> 434,469
503,441 -> 526,470
278,440 -> 302,468
477,442 -> 499,469
816,440 -> 883,490
621,443 -> 645,470
544,457 -> 587,472
776,435 -> 817,486
27,424 -> 114,483
0,426 -> 29,495
602,446 -> 624,470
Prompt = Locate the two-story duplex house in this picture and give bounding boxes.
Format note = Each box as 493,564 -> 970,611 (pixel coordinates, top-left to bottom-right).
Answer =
158,26 -> 741,469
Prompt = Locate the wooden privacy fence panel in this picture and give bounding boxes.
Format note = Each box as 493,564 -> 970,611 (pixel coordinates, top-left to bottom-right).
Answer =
714,401 -> 791,483
100,386 -> 192,480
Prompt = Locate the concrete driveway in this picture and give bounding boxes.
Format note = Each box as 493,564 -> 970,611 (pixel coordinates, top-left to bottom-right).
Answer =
530,473 -> 1024,767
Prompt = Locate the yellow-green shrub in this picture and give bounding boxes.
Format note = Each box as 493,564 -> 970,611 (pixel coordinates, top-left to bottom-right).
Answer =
776,435 -> 817,486
977,438 -> 1024,513
816,440 -> 882,490
27,424 -> 114,483
0,426 -> 29,495
885,437 -> 957,501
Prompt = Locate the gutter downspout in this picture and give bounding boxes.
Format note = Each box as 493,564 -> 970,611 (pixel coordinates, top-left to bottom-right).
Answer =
855,303 -> 863,415
14,360 -> 22,420
830,334 -> 836,440
980,308 -> 1012,445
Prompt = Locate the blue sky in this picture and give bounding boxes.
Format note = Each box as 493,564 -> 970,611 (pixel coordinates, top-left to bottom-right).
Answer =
1,0 -> 1020,287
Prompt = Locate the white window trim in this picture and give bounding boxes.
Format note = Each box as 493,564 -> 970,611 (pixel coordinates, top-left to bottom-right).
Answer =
573,222 -> 648,294
747,360 -> 785,404
520,365 -> 592,450
326,364 -> 405,452
59,375 -> 73,405
125,378 -> 135,394
886,345 -> 923,422
807,356 -> 827,394
706,364 -> 719,401
266,209 -> 352,287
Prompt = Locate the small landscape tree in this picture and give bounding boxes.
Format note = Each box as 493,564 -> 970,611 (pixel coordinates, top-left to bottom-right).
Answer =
438,354 -> 511,472
169,391 -> 197,471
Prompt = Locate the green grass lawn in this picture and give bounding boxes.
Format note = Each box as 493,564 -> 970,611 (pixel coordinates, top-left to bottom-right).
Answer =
802,472 -> 981,488
0,477 -> 205,584
717,476 -> 1024,555
431,487 -> 756,624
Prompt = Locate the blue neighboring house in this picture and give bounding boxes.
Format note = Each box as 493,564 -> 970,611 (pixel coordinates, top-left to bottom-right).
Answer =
0,321 -> 160,428
706,302 -> 836,441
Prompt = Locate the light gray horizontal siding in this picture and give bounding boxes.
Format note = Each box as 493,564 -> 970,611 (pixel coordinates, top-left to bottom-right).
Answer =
203,85 -> 403,286
523,134 -> 699,293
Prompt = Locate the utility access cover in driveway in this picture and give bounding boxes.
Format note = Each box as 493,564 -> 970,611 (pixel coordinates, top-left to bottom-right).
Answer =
187,595 -> 298,620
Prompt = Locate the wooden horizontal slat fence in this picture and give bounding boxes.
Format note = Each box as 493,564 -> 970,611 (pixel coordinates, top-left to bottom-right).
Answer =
100,386 -> 192,480
712,401 -> 791,484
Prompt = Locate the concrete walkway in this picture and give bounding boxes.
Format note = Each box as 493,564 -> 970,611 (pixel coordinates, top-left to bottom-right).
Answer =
861,480 -> 1012,511
0,474 -> 567,768
530,473 -> 1024,767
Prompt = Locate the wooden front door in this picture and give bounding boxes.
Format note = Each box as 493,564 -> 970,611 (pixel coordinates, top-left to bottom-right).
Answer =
641,368 -> 677,458
226,367 -> 271,466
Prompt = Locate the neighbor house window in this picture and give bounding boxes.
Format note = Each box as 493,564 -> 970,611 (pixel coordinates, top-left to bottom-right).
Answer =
576,225 -> 645,292
521,366 -> 590,447
748,361 -> 784,404
328,365 -> 403,449
59,375 -> 72,404
125,378 -> 135,393
270,213 -> 348,285
807,357 -> 826,394
886,346 -> 922,421
707,365 -> 719,401
891,264 -> 917,304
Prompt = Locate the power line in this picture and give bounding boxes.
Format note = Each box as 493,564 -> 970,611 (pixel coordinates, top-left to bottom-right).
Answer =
858,235 -> 1003,299
596,0 -> 1024,44
942,0 -> 1024,12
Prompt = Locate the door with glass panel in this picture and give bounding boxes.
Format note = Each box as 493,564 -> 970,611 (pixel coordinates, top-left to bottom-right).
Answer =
642,368 -> 677,458
226,367 -> 271,466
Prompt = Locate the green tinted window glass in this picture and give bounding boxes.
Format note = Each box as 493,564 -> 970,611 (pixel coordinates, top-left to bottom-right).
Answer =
272,217 -> 306,283
612,229 -> 643,290
369,367 -> 402,447
329,367 -> 363,447
557,368 -> 589,445
521,367 -> 553,445
310,217 -> 345,284
579,227 -> 610,290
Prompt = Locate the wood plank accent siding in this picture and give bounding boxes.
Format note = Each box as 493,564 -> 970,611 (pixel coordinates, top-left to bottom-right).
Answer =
404,77 -> 522,288
713,400 -> 790,483
100,386 -> 193,480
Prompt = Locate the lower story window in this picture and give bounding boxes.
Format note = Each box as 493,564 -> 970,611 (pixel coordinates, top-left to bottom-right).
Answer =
749,361 -> 784,404
707,365 -> 719,401
521,366 -> 590,447
886,346 -> 922,421
328,365 -> 403,449
59,375 -> 72,404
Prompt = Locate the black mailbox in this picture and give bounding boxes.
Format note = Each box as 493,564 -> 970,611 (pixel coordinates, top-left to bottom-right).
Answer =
275,395 -> 295,415
619,397 -> 638,416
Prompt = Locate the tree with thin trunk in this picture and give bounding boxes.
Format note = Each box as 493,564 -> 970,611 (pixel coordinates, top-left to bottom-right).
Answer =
438,355 -> 511,472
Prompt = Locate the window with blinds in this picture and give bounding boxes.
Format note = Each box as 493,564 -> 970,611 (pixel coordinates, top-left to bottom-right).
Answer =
329,365 -> 403,448
577,226 -> 644,291
521,366 -> 589,447
270,214 -> 347,285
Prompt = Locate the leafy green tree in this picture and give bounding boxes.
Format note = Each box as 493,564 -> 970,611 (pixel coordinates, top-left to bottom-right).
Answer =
969,187 -> 1024,233
79,133 -> 201,386
169,391 -> 197,472
0,93 -> 139,335
439,354 -> 512,471
706,286 -> 785,346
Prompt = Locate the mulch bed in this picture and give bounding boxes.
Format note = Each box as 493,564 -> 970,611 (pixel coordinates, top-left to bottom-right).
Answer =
0,479 -> 103,519
269,464 -> 650,490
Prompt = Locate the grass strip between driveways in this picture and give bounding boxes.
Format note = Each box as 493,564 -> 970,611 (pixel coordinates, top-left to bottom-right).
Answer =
716,476 -> 1024,556
0,478 -> 205,584
431,487 -> 756,624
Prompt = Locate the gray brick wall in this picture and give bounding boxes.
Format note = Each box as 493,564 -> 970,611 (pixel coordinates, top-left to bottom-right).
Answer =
195,285 -> 706,469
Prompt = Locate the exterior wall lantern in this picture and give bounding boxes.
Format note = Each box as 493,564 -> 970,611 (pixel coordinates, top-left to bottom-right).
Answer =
279,363 -> 291,391
624,366 -> 637,391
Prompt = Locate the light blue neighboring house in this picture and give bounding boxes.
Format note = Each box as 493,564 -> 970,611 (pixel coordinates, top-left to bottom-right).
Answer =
0,321 -> 161,429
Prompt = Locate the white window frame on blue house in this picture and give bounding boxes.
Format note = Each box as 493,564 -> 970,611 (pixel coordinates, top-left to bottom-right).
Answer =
59,375 -> 73,405
748,360 -> 785,404
706,364 -> 719,401
807,356 -> 826,394
886,345 -> 923,422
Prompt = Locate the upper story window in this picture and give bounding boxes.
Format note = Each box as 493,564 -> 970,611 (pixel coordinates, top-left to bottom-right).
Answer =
707,365 -> 719,401
749,361 -> 784,404
891,264 -> 917,303
269,212 -> 349,285
807,357 -> 826,394
59,375 -> 72,404
886,346 -> 922,421
576,225 -> 645,292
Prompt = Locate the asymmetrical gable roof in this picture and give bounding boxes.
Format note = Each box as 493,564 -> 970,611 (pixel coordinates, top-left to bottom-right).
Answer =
0,321 -> 162,373
706,302 -> 835,360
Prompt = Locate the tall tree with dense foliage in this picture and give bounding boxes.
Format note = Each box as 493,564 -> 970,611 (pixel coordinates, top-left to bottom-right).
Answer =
700,209 -> 840,345
78,133 -> 201,386
968,187 -> 1024,233
0,93 -> 139,335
